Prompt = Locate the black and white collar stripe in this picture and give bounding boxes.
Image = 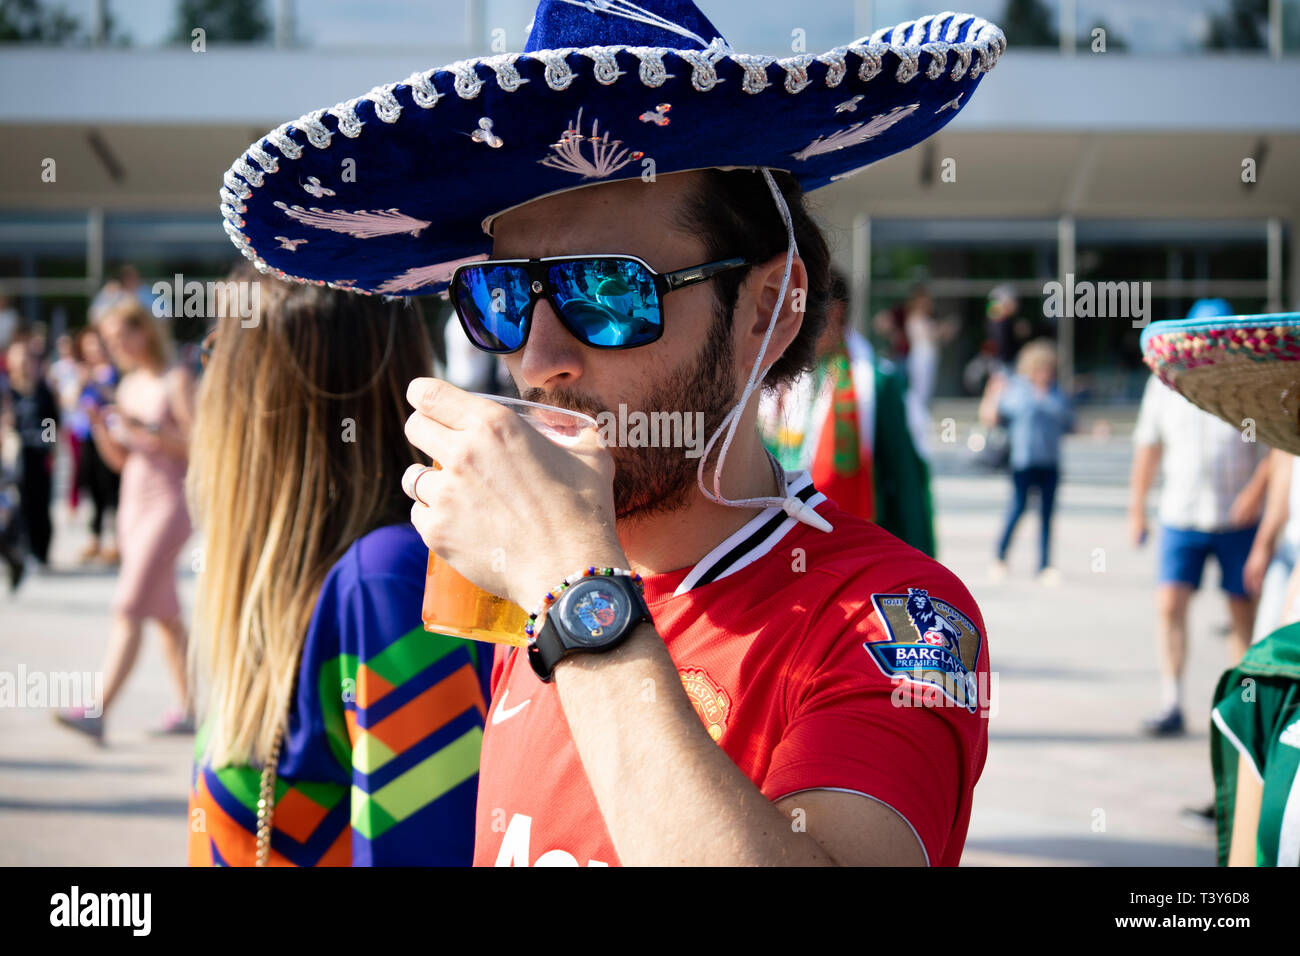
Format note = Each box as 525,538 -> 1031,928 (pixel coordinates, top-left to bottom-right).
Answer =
673,467 -> 824,597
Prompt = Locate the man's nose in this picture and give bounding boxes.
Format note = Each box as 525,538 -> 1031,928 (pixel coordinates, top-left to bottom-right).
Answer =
515,296 -> 584,390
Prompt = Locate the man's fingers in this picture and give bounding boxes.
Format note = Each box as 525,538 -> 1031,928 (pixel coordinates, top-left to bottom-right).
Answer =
402,462 -> 439,505
404,408 -> 456,462
405,376 -> 494,431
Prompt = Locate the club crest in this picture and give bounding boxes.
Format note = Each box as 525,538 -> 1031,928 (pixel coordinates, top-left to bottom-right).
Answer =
679,668 -> 730,741
864,588 -> 982,713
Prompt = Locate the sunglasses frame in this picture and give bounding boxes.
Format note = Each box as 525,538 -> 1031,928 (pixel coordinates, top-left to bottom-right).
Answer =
449,253 -> 749,354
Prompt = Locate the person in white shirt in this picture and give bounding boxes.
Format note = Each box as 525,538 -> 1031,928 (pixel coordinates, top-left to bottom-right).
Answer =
1129,302 -> 1269,737
1243,450 -> 1300,643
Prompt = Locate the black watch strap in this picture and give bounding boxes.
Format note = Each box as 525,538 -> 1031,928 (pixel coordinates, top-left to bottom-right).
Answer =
527,575 -> 650,683
527,620 -> 568,684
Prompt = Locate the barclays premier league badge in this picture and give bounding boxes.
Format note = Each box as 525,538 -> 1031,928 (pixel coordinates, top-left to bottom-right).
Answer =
865,588 -> 982,713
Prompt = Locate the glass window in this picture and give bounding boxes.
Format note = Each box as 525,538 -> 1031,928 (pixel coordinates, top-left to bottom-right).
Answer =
1075,0 -> 1268,53
1284,0 -> 1300,51
290,0 -> 467,48
0,0 -> 96,45
874,0 -> 1061,48
106,0 -> 274,47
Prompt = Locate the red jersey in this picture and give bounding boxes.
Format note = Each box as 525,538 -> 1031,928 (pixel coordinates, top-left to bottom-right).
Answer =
474,469 -> 990,866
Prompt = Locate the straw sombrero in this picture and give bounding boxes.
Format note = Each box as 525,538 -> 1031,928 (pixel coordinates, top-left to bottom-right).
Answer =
219,0 -> 1005,297
1141,300 -> 1300,455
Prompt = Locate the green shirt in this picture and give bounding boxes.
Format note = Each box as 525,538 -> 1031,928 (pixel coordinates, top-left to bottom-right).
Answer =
1210,621 -> 1300,867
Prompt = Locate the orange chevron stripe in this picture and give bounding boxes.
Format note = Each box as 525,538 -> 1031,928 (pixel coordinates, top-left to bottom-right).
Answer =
316,823 -> 352,866
356,663 -> 396,709
274,786 -> 332,845
344,706 -> 359,745
365,663 -> 486,754
190,772 -> 300,867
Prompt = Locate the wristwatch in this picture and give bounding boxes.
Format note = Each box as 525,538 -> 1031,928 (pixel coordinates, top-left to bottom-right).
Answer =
527,574 -> 652,683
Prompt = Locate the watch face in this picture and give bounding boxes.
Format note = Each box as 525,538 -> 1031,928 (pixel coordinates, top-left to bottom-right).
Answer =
558,579 -> 632,647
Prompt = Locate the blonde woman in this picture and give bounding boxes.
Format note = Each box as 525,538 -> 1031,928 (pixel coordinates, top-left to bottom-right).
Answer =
184,265 -> 490,866
56,302 -> 195,741
980,338 -> 1073,584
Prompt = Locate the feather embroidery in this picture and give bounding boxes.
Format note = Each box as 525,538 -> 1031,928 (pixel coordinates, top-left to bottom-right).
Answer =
540,109 -> 643,179
373,254 -> 490,294
273,201 -> 430,238
792,103 -> 920,161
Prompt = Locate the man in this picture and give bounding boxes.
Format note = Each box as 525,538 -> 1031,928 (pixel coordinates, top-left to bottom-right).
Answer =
1141,306 -> 1300,867
759,269 -> 936,555
1130,298 -> 1268,737
221,0 -> 1005,865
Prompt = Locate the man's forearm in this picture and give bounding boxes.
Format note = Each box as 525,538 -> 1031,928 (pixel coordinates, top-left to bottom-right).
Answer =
552,624 -> 836,866
1129,445 -> 1159,513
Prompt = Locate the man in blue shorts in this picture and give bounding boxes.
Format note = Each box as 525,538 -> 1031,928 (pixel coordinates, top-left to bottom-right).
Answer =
1129,300 -> 1269,737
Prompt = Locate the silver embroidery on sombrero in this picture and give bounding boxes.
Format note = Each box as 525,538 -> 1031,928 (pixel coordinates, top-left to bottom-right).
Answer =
483,53 -> 530,91
247,143 -> 280,175
791,102 -> 920,161
936,92 -> 964,113
302,177 -> 335,198
582,47 -> 626,85
216,13 -> 1006,297
448,59 -> 486,98
265,124 -> 303,161
273,202 -> 431,239
555,0 -> 711,49
639,103 -> 671,125
328,100 -> 364,138
406,69 -> 443,108
297,110 -> 333,150
778,55 -> 814,94
472,117 -> 505,148
730,54 -> 773,94
368,86 -> 404,124
540,109 -> 642,179
275,237 -> 308,251
373,254 -> 491,295
835,94 -> 864,113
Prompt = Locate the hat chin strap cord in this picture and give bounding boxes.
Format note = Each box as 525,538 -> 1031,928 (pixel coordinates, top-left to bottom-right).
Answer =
694,168 -> 833,534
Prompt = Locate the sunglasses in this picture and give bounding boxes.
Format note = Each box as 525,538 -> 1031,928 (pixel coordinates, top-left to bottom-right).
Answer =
449,254 -> 748,354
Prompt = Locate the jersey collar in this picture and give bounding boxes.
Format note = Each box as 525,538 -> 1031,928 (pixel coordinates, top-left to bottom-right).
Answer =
670,462 -> 824,598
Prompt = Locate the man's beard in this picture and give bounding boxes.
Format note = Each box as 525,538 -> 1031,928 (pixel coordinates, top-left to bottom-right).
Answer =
522,303 -> 738,521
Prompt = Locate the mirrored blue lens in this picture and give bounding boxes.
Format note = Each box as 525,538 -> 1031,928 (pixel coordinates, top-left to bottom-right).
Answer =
452,265 -> 532,352
547,258 -> 662,348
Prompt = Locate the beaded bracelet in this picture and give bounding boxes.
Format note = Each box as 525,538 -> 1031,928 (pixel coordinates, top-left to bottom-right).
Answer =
523,567 -> 645,640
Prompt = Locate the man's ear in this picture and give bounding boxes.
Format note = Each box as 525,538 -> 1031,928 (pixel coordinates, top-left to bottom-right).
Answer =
740,251 -> 809,370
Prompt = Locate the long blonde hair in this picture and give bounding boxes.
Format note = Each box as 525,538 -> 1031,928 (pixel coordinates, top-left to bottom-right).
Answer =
187,263 -> 433,767
99,299 -> 171,372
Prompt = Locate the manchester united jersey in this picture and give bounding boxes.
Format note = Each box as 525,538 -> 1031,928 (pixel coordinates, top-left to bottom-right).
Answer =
474,468 -> 990,866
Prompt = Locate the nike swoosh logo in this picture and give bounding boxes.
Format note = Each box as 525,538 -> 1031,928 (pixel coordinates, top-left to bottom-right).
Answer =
491,689 -> 531,726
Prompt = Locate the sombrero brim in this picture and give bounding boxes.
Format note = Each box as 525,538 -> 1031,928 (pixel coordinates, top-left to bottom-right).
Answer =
220,13 -> 1004,297
1141,313 -> 1300,455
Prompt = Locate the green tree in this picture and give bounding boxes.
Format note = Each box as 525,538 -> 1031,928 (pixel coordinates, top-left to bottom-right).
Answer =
999,0 -> 1058,48
0,0 -> 84,43
170,0 -> 270,45
1205,0 -> 1268,50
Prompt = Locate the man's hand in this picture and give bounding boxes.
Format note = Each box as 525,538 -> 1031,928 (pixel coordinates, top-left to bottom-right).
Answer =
1243,544 -> 1272,597
1128,507 -> 1148,548
1228,488 -> 1263,529
401,378 -> 627,608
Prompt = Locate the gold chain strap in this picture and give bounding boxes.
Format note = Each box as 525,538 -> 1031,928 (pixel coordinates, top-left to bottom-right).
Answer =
255,721 -> 287,867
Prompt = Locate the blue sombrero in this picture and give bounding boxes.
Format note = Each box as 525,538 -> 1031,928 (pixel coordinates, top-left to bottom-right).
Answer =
1141,302 -> 1300,454
219,0 -> 1004,297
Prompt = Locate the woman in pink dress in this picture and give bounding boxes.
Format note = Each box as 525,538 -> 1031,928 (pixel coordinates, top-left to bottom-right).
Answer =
56,301 -> 195,742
